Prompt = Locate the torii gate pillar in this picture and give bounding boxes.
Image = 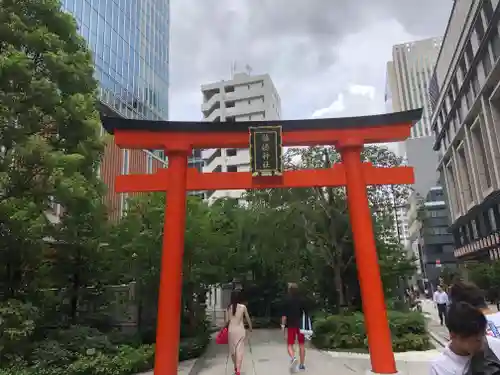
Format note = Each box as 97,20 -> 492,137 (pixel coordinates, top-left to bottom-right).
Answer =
340,141 -> 397,373
155,150 -> 189,375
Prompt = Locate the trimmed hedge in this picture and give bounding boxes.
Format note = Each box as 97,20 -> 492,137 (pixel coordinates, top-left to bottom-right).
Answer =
0,327 -> 210,375
0,345 -> 154,375
312,311 -> 431,352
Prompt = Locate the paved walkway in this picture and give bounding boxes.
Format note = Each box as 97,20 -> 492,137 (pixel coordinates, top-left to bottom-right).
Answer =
421,299 -> 449,346
186,329 -> 435,375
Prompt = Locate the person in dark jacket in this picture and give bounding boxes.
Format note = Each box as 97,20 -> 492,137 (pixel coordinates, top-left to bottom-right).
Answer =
281,283 -> 307,372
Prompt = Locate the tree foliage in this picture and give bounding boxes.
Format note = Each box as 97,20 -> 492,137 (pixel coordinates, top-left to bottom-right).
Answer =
0,0 -> 106,322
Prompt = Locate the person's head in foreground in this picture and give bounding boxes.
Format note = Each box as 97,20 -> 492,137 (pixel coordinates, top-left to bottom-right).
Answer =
437,285 -> 443,293
447,301 -> 487,356
449,280 -> 488,310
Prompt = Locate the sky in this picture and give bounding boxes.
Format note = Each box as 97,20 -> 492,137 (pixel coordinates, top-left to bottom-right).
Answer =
169,0 -> 453,123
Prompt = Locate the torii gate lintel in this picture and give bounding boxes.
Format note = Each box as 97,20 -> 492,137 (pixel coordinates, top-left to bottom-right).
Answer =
102,109 -> 422,375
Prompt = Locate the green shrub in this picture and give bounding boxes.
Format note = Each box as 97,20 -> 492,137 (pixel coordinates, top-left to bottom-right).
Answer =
67,344 -> 155,375
179,331 -> 210,361
0,318 -> 211,374
312,311 -> 431,352
0,344 -> 155,375
50,325 -> 118,355
0,300 -> 40,361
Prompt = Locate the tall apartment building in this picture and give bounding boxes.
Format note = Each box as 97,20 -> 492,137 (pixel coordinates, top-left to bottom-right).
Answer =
430,0 -> 500,263
57,0 -> 192,220
386,37 -> 442,139
201,72 -> 281,202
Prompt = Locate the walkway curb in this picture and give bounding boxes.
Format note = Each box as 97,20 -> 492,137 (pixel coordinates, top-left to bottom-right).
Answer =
187,333 -> 219,375
428,330 -> 447,348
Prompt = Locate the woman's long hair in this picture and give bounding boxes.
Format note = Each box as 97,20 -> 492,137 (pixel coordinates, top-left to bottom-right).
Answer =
288,282 -> 299,299
230,289 -> 241,315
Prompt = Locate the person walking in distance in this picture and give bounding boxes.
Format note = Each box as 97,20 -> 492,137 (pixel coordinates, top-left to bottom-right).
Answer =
281,283 -> 307,372
434,285 -> 449,326
226,290 -> 252,375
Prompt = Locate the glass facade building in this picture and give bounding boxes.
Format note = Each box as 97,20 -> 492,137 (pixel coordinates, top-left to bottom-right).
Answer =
60,0 -> 205,208
61,0 -> 169,121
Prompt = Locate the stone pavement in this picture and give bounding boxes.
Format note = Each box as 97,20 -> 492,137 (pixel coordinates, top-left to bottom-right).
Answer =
421,299 -> 449,346
185,329 -> 437,375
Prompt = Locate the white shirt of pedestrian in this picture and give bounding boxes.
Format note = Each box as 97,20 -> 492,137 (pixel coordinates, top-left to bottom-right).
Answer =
434,291 -> 448,305
430,336 -> 500,375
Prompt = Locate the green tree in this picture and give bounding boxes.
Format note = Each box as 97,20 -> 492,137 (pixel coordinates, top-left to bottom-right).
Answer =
0,0 -> 105,303
108,194 -> 231,337
244,145 -> 414,311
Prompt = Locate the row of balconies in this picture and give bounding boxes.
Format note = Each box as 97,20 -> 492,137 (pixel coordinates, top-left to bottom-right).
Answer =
454,229 -> 500,258
201,87 -> 266,118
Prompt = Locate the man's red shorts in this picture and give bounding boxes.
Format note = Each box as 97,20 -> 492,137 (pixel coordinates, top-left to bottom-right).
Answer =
287,327 -> 305,345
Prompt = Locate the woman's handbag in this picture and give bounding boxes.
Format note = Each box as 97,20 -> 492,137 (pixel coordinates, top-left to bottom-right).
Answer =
216,326 -> 229,345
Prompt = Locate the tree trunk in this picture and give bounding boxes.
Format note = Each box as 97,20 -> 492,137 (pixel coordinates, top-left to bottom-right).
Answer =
70,247 -> 81,324
333,261 -> 346,307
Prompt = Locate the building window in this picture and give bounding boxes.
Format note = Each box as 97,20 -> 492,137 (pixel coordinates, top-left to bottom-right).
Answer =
457,145 -> 474,205
147,154 -> 153,174
483,0 -> 494,24
471,220 -> 479,239
491,28 -> 500,60
459,59 -> 467,82
475,15 -> 485,42
491,207 -> 499,231
471,115 -> 492,189
122,149 -> 130,175
227,165 -> 238,172
484,210 -> 493,234
466,83 -> 474,106
446,161 -> 460,217
452,78 -> 459,98
471,72 -> 480,96
465,42 -> 474,66
482,51 -> 492,77
226,148 -> 237,157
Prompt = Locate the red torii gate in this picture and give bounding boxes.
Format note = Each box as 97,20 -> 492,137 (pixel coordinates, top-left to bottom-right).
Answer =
102,108 -> 421,375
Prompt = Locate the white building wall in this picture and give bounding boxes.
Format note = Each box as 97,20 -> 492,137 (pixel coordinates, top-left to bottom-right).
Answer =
201,72 -> 281,203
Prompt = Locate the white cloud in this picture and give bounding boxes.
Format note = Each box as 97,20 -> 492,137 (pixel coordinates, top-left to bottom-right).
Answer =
312,93 -> 345,117
169,1 -> 451,121
348,84 -> 376,99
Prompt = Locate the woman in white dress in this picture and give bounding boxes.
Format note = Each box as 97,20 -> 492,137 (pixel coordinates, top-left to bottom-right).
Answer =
226,290 -> 252,375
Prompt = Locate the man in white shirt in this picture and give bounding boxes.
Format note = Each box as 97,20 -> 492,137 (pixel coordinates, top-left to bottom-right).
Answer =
430,301 -> 500,375
433,285 -> 449,326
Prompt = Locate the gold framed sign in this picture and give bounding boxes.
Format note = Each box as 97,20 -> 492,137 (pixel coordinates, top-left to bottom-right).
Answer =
249,125 -> 283,177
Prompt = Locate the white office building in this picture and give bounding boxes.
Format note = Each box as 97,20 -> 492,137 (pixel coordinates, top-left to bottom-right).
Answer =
430,0 -> 500,263
386,37 -> 442,141
201,72 -> 281,202
385,38 -> 443,246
